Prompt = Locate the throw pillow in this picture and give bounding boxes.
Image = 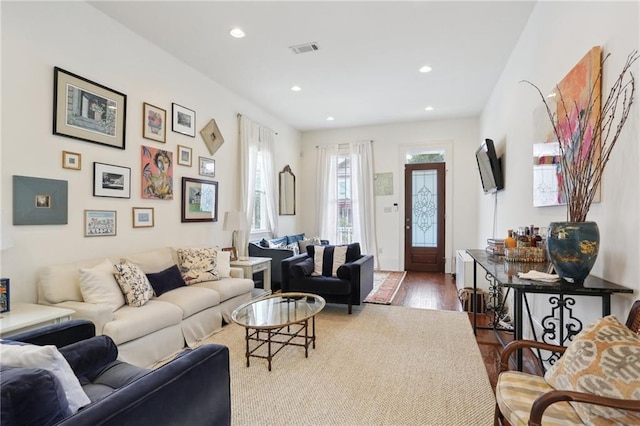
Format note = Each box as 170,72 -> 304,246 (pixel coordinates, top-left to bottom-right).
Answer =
145,264 -> 186,296
298,238 -> 313,253
113,261 -> 154,307
286,242 -> 300,255
312,245 -> 348,277
0,343 -> 91,413
216,249 -> 231,278
286,233 -> 306,244
122,247 -> 175,274
78,259 -> 125,312
544,315 -> 640,424
268,241 -> 286,249
177,247 -> 219,285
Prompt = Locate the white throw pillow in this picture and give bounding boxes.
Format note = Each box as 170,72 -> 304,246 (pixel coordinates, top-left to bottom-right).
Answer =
216,249 -> 231,278
0,343 -> 90,413
312,245 -> 348,277
78,259 -> 125,312
113,260 -> 154,307
177,247 -> 220,284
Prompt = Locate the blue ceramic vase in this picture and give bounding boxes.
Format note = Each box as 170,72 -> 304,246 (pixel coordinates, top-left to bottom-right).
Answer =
546,221 -> 600,284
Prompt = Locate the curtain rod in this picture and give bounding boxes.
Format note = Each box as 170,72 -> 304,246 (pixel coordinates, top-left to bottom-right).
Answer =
237,113 -> 278,135
315,140 -> 374,148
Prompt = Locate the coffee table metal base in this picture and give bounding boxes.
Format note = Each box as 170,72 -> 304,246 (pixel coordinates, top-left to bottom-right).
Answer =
244,317 -> 316,371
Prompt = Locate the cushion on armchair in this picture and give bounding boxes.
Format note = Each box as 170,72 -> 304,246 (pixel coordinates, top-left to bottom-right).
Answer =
311,245 -> 348,277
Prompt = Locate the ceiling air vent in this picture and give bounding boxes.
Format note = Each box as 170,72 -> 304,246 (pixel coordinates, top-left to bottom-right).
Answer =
289,42 -> 320,55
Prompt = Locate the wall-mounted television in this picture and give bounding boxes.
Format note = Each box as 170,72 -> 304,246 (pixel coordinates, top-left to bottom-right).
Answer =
475,138 -> 504,193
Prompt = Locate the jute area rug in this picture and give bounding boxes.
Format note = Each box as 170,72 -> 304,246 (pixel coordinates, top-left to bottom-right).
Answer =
200,304 -> 495,425
364,270 -> 406,304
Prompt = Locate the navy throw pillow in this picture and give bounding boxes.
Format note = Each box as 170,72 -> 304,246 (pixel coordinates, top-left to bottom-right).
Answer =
146,264 -> 186,296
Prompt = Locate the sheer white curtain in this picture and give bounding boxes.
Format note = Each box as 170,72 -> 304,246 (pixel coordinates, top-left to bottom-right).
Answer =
316,144 -> 340,242
239,116 -> 259,258
350,141 -> 379,263
260,126 -> 278,237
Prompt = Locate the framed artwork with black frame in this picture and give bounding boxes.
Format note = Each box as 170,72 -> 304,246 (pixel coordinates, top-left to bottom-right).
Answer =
93,162 -> 131,198
172,103 -> 196,137
0,278 -> 10,313
53,67 -> 126,149
181,177 -> 218,222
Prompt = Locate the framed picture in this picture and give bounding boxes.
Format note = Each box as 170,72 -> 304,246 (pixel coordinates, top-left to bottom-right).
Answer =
143,102 -> 166,143
84,210 -> 117,237
172,103 -> 196,137
141,146 -> 174,200
62,151 -> 82,170
222,247 -> 238,262
13,175 -> 68,225
181,177 -> 218,222
132,207 -> 154,228
199,157 -> 215,177
177,145 -> 192,166
93,162 -> 131,198
0,278 -> 10,313
199,118 -> 225,155
53,67 -> 126,149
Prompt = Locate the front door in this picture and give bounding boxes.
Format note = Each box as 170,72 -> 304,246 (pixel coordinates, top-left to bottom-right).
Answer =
404,163 -> 445,272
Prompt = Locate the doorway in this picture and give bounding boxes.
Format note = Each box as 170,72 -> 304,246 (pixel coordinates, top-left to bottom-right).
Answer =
404,163 -> 445,272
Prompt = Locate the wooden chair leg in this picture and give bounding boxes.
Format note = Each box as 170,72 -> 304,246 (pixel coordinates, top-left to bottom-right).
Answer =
348,301 -> 352,314
494,403 -> 505,426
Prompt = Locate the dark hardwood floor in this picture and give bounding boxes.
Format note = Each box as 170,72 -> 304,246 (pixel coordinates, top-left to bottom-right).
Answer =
391,271 -> 540,392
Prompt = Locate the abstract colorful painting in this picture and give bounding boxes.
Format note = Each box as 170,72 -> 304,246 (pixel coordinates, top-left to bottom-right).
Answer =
533,46 -> 602,207
141,145 -> 174,200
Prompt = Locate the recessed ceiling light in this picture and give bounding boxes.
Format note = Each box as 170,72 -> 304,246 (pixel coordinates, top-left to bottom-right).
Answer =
424,106 -> 434,111
419,65 -> 432,73
291,86 -> 302,92
230,28 -> 245,38
327,116 -> 334,121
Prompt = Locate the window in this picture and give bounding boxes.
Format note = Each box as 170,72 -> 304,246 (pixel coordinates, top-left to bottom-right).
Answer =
252,151 -> 268,231
336,154 -> 353,244
406,151 -> 445,164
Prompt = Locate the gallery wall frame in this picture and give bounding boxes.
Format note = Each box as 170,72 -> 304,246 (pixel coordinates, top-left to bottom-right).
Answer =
53,67 -> 126,149
141,145 -> 174,200
13,175 -> 68,225
222,247 -> 238,261
181,177 -> 218,223
172,103 -> 196,137
0,278 -> 9,313
62,151 -> 82,170
85,210 -> 116,237
143,102 -> 166,143
199,157 -> 215,177
199,118 -> 225,155
93,162 -> 131,198
177,145 -> 192,166
132,207 -> 154,228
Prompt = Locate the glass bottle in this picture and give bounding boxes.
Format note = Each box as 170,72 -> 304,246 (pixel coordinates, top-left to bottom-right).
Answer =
505,230 -> 517,249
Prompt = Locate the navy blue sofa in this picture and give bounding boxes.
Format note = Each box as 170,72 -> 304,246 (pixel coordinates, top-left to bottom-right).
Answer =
281,243 -> 374,314
0,320 -> 231,426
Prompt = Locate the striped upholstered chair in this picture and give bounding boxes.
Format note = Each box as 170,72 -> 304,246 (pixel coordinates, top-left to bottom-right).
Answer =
494,300 -> 640,426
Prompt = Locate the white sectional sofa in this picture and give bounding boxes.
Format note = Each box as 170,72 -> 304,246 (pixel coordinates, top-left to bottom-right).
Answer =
37,246 -> 254,367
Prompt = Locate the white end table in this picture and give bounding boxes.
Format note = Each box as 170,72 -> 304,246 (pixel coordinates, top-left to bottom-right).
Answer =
230,257 -> 272,291
0,303 -> 75,337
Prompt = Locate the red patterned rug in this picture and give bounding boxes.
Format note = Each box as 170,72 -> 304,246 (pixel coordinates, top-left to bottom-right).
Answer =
364,270 -> 407,304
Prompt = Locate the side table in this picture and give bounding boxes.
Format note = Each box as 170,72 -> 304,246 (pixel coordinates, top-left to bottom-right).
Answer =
0,303 -> 75,337
231,257 -> 272,292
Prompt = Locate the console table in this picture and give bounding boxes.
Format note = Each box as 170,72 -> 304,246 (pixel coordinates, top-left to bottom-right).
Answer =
466,249 -> 633,370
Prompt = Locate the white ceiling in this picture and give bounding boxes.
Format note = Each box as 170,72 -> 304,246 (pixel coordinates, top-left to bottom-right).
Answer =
89,1 -> 535,132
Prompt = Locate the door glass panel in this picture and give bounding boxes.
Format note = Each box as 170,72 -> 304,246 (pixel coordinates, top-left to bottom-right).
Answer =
412,169 -> 437,247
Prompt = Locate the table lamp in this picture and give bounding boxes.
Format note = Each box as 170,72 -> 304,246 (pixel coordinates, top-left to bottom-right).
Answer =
223,211 -> 249,259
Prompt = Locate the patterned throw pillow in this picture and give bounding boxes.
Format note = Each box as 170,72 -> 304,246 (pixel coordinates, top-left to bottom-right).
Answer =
312,245 -> 348,277
177,247 -> 219,285
113,261 -> 154,307
286,242 -> 300,255
544,315 -> 640,424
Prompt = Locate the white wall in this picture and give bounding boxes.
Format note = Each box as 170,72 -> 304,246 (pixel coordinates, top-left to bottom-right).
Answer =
0,2 -> 302,303
480,1 -> 640,326
301,117 -> 480,272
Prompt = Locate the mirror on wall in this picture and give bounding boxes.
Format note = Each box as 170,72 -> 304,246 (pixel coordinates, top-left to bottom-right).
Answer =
279,165 -> 295,215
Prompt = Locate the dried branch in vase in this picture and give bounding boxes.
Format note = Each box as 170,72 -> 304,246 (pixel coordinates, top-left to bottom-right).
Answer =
522,50 -> 638,222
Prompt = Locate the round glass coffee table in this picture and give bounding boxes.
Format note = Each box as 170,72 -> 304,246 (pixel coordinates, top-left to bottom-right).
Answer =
231,292 -> 326,371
